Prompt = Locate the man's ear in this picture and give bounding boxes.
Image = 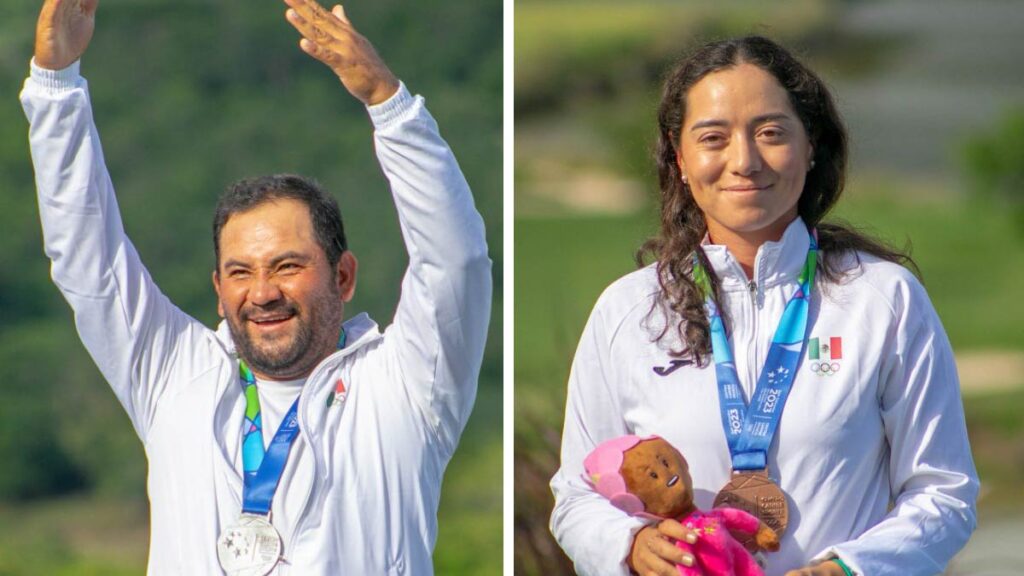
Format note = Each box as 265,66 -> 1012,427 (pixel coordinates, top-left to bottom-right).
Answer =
212,270 -> 225,318
337,251 -> 358,303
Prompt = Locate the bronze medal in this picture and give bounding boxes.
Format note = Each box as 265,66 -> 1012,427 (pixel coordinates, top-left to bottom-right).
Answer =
713,469 -> 788,550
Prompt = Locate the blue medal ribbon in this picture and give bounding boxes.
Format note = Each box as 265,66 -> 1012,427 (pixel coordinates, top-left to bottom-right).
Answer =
243,398 -> 301,516
695,230 -> 817,471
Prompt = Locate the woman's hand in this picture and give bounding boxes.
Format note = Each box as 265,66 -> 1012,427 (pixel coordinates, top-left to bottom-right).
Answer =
784,560 -> 846,576
628,519 -> 700,576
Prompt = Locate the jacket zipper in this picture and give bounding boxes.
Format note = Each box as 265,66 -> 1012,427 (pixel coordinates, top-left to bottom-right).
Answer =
288,337 -> 377,566
287,350 -> 344,567
746,278 -> 759,400
747,250 -> 767,400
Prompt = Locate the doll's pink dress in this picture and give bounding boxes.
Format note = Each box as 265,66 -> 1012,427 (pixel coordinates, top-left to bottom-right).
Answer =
673,508 -> 763,576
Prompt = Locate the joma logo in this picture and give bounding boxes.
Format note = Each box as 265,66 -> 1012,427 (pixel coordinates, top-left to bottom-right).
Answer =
652,359 -> 694,376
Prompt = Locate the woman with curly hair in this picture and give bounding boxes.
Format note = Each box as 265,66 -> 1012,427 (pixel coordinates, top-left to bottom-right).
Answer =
550,36 -> 977,576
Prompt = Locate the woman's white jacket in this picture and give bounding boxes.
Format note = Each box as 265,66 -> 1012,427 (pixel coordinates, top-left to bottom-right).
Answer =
551,218 -> 977,576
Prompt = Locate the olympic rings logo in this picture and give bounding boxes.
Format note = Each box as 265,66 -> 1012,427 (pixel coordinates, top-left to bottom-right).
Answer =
809,362 -> 841,376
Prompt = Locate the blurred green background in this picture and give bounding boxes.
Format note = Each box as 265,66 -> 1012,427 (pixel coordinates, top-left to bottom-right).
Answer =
0,0 -> 500,574
514,0 -> 1024,574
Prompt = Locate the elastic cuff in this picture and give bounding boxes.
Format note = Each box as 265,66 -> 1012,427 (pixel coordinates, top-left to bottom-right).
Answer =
813,548 -> 859,576
366,81 -> 416,128
833,557 -> 854,576
29,58 -> 83,92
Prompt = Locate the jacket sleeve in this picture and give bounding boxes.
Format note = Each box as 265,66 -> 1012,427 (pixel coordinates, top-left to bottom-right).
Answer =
550,297 -> 648,576
20,61 -> 212,442
813,275 -> 979,575
367,83 -> 492,456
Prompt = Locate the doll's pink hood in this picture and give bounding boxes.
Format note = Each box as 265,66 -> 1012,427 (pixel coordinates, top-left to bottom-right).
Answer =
583,435 -> 659,517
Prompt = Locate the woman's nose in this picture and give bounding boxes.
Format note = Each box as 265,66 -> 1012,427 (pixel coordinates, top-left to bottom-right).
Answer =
729,135 -> 762,176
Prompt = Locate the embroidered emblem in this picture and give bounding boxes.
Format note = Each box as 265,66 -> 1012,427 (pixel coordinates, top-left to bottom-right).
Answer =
326,378 -> 348,407
652,359 -> 694,376
808,336 -> 843,376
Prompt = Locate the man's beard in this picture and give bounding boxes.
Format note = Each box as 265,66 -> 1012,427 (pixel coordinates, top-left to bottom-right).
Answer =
226,291 -> 342,379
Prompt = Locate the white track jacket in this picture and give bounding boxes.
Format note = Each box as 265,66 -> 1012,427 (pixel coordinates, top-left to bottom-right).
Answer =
22,61 -> 491,575
551,218 -> 978,576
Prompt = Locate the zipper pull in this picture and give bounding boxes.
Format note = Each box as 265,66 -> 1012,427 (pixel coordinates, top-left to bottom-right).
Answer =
747,280 -> 757,304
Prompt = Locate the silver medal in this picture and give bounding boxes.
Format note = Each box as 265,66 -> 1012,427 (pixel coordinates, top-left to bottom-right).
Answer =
217,514 -> 283,576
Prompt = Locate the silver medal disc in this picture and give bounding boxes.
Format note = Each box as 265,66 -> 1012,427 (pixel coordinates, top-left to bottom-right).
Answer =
217,514 -> 283,576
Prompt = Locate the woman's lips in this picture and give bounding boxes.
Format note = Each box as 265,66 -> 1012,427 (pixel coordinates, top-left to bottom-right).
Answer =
723,184 -> 771,192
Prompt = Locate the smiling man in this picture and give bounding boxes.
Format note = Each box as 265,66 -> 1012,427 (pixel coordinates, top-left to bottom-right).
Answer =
21,0 -> 491,574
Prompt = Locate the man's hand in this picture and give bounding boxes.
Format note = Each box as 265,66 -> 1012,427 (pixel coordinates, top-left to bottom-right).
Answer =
35,0 -> 98,71
784,560 -> 846,576
283,0 -> 400,106
628,520 -> 700,576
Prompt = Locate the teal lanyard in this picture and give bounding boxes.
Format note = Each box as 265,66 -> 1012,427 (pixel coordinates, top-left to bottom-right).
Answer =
694,230 -> 817,470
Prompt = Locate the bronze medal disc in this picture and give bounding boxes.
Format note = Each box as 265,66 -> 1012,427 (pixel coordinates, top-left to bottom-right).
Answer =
713,469 -> 788,550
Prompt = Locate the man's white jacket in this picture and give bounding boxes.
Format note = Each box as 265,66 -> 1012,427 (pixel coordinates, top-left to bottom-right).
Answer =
21,61 -> 491,575
551,218 -> 978,576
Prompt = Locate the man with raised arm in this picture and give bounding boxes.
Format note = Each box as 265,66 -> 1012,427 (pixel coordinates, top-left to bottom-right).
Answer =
22,0 -> 492,573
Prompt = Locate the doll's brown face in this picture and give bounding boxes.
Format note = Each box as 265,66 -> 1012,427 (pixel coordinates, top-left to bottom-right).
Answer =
621,438 -> 694,518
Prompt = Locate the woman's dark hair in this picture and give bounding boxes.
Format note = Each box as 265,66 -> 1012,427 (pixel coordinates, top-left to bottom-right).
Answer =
213,174 -> 347,269
637,35 -> 917,365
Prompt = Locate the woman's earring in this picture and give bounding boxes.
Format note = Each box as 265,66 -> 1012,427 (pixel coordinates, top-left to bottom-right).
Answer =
809,160 -> 816,171
681,174 -> 689,184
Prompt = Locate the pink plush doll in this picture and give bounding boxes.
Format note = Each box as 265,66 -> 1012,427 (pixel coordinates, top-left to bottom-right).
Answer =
584,435 -> 780,576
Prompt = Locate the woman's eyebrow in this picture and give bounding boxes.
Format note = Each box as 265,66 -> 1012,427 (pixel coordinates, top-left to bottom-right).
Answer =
689,112 -> 794,132
750,112 -> 794,125
689,118 -> 728,131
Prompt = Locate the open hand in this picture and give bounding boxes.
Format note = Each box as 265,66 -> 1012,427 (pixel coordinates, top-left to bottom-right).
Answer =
283,0 -> 400,105
35,0 -> 98,70
629,519 -> 701,576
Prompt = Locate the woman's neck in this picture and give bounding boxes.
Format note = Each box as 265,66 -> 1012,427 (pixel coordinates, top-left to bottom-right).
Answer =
705,213 -> 797,280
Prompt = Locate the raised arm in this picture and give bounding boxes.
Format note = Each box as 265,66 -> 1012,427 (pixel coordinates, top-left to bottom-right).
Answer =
283,0 -> 492,454
22,0 -> 213,440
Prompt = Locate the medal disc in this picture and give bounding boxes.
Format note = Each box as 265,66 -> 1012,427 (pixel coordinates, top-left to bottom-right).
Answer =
217,514 -> 283,576
713,470 -> 789,550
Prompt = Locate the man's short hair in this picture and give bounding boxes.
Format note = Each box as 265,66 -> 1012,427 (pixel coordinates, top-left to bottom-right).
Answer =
213,174 -> 348,269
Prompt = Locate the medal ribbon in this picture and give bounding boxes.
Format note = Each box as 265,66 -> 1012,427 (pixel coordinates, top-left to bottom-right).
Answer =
238,329 -> 347,516
694,230 -> 817,471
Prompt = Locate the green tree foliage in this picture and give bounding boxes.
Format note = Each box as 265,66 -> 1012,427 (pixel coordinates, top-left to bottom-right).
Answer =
0,0 -> 501,513
962,107 -> 1024,232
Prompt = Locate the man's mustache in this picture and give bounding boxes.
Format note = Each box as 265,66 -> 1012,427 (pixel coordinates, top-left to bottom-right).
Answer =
240,302 -> 299,322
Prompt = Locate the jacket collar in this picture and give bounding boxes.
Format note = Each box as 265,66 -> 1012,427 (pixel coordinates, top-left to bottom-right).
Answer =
701,217 -> 810,293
